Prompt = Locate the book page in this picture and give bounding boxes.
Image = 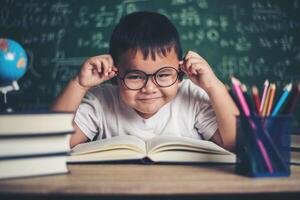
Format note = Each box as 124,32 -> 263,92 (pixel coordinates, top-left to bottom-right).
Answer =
148,151 -> 236,163
68,149 -> 146,163
146,136 -> 231,155
71,135 -> 146,155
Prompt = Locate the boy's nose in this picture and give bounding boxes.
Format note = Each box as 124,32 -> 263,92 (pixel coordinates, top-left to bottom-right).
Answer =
141,77 -> 157,93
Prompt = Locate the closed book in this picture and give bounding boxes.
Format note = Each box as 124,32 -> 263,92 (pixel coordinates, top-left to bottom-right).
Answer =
0,111 -> 74,136
0,154 -> 69,180
291,148 -> 300,165
67,135 -> 236,164
0,134 -> 71,158
291,133 -> 300,148
290,132 -> 300,164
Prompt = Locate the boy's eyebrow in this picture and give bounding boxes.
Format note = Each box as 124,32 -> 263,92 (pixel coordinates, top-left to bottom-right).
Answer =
124,69 -> 142,73
120,64 -> 138,71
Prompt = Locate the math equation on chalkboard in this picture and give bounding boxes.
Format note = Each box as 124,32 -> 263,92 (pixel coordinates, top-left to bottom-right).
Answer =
0,0 -> 299,118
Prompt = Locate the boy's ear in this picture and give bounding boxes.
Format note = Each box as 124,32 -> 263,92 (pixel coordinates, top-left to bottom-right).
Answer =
178,71 -> 185,82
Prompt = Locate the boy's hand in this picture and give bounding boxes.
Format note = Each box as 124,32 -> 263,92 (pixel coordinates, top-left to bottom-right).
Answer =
76,55 -> 118,89
180,51 -> 219,91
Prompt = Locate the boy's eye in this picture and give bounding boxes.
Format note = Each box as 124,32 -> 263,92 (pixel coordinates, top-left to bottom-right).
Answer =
157,73 -> 172,78
126,74 -> 145,80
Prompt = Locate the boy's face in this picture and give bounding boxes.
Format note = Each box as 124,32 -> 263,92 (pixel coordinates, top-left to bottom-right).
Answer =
117,48 -> 180,119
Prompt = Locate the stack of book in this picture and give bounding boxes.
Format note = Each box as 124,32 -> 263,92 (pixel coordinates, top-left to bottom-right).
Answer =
291,130 -> 300,165
0,111 -> 74,179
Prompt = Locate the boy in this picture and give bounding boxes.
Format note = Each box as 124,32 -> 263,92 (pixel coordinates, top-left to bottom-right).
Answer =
52,11 -> 239,150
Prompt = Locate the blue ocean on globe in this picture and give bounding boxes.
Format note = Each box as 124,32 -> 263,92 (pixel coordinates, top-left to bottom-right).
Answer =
0,39 -> 28,84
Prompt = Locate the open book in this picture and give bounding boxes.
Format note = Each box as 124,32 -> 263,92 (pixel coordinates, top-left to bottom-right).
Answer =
67,135 -> 236,164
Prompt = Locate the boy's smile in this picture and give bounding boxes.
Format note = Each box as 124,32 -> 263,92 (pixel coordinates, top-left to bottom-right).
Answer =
117,48 -> 181,119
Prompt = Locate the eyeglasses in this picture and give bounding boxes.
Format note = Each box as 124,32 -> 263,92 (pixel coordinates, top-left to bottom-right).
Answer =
118,66 -> 181,90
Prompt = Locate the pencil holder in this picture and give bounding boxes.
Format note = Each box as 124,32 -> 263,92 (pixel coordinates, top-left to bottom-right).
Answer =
235,115 -> 292,177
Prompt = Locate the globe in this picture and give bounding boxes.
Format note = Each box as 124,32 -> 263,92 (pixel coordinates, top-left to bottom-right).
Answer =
0,38 -> 28,84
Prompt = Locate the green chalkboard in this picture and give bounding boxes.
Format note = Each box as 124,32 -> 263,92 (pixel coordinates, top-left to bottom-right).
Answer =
1,0 -> 300,125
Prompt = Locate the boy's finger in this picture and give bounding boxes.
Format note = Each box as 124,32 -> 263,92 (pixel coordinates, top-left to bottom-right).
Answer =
184,51 -> 203,62
187,61 -> 203,75
184,51 -> 195,60
112,66 -> 119,73
180,61 -> 189,74
101,54 -> 114,69
100,59 -> 110,76
108,71 -> 117,77
97,65 -> 102,73
88,59 -> 102,73
185,59 -> 195,73
106,55 -> 114,67
191,63 -> 202,75
185,58 -> 200,68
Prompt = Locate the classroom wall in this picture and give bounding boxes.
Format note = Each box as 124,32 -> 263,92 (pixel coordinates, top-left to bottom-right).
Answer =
1,0 -> 300,126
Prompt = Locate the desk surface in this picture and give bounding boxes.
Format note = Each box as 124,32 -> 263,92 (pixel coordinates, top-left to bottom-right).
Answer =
0,164 -> 300,197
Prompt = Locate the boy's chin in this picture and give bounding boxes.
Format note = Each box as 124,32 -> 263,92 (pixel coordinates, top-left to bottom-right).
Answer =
134,107 -> 160,119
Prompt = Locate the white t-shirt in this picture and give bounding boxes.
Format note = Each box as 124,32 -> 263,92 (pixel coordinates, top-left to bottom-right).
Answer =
74,79 -> 218,142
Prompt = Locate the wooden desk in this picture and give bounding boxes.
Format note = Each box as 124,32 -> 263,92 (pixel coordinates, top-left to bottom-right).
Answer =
0,164 -> 300,199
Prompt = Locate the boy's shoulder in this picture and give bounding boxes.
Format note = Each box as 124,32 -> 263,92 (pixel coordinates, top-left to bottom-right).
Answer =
85,83 -> 119,103
89,83 -> 117,93
178,79 -> 208,98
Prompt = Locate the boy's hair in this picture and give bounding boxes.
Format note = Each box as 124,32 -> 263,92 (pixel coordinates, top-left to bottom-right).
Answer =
109,11 -> 183,63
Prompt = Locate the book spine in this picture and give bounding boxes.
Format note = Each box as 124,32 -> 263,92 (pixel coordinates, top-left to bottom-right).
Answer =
0,152 -> 70,160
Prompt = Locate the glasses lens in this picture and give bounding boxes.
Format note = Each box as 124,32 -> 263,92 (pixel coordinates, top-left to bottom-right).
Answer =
155,67 -> 178,87
124,71 -> 146,90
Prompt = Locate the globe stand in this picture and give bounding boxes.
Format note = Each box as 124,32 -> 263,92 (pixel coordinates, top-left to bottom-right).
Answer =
0,81 -> 19,112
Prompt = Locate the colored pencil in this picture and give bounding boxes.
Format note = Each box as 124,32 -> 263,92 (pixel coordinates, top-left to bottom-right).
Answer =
241,84 -> 254,114
266,84 -> 276,116
259,80 -> 269,116
271,83 -> 292,116
262,83 -> 272,117
231,77 -> 274,173
227,84 -> 243,113
252,86 -> 260,114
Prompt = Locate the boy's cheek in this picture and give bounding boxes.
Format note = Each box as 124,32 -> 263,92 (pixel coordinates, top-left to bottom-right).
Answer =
119,88 -> 138,104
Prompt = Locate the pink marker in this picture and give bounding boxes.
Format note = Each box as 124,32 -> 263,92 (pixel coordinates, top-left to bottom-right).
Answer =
231,77 -> 274,174
231,77 -> 250,116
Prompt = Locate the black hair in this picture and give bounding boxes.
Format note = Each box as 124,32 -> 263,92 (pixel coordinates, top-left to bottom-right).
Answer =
109,11 -> 183,63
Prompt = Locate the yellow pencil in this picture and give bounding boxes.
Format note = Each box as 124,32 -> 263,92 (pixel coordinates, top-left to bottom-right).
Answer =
262,83 -> 272,117
266,84 -> 276,116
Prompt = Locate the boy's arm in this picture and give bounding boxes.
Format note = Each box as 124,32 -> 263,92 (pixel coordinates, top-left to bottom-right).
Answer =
51,77 -> 90,148
181,51 -> 239,151
51,55 -> 118,148
51,76 -> 89,112
70,122 -> 89,148
206,79 -> 239,151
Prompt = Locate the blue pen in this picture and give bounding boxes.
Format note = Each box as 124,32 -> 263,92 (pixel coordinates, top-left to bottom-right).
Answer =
271,83 -> 292,116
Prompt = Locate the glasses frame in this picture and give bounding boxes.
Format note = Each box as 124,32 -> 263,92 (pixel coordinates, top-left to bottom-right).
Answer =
118,66 -> 181,90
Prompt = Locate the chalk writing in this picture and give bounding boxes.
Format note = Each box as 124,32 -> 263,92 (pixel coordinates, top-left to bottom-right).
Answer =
0,0 -> 299,123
